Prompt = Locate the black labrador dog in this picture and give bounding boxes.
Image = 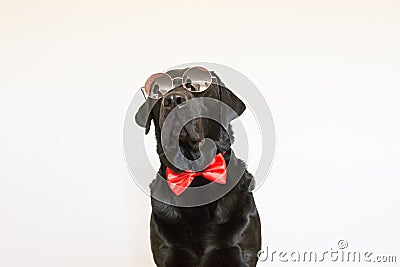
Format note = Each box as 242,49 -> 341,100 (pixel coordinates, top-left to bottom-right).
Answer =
135,67 -> 261,267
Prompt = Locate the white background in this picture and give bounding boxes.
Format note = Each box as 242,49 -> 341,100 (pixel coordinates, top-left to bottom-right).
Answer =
1,1 -> 399,266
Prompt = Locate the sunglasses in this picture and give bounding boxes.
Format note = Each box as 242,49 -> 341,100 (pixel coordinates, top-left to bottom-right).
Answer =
140,66 -> 218,100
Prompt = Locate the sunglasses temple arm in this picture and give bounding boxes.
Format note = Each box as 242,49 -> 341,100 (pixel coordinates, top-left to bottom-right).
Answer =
140,87 -> 147,100
212,76 -> 219,86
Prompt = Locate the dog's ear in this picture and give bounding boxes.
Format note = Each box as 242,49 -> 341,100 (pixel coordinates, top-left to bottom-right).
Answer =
220,85 -> 246,118
135,99 -> 156,135
212,71 -> 246,120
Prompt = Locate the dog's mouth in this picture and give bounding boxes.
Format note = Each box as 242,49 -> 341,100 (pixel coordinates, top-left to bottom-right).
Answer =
180,126 -> 204,151
181,117 -> 210,148
159,105 -> 214,169
190,140 -> 201,150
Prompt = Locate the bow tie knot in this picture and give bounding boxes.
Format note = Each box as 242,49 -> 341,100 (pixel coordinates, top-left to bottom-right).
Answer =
166,153 -> 227,196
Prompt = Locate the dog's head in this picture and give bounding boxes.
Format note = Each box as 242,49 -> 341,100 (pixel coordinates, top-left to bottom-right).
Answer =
135,67 -> 245,172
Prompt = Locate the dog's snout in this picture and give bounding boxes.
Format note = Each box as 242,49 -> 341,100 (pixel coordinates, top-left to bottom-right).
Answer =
163,92 -> 187,108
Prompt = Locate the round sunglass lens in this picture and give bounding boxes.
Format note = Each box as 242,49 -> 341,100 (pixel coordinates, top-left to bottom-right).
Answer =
182,67 -> 212,92
144,73 -> 173,98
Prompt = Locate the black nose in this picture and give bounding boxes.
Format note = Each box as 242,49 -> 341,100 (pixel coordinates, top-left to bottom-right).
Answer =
163,92 -> 187,108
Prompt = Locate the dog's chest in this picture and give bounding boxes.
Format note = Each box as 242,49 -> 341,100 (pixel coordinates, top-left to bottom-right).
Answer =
179,203 -> 217,223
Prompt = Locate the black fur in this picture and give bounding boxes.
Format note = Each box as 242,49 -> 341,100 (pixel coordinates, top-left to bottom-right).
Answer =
136,68 -> 261,266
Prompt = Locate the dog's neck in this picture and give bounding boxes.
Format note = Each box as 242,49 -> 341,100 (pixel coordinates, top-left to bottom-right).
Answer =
150,149 -> 251,225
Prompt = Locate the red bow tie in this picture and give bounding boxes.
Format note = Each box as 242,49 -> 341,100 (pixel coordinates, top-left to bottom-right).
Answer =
166,153 -> 227,196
